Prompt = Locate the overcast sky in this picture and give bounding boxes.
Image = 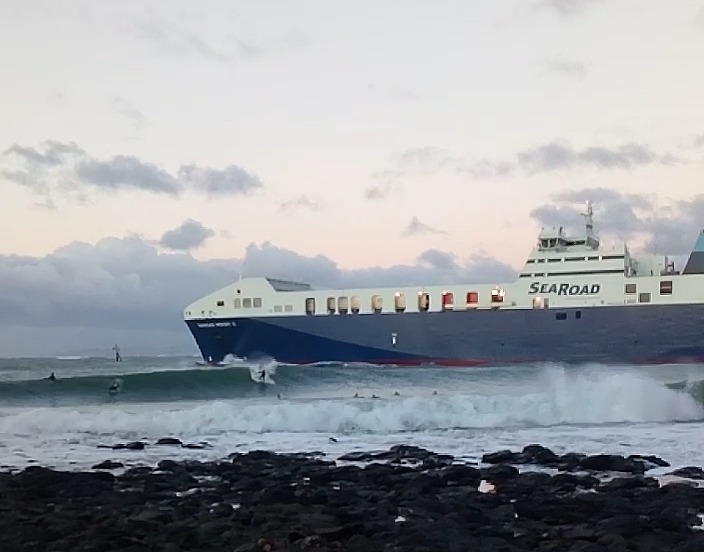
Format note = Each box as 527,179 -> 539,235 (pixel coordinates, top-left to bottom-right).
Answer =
1,0 -> 703,356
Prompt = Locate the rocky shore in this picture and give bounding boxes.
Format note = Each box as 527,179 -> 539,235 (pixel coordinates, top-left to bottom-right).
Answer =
1,442 -> 703,551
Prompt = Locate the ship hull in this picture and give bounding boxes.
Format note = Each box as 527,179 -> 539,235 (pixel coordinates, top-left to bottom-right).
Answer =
185,304 -> 704,366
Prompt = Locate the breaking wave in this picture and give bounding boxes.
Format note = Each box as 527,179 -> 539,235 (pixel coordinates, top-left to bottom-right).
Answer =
1,368 -> 702,437
0,361 -> 284,405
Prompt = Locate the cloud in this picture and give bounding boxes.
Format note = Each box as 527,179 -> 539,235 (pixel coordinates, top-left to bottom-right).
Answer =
176,164 -> 262,198
530,188 -> 704,255
418,249 -> 456,270
369,140 -> 680,197
77,155 -> 179,195
402,217 -> 448,237
365,182 -> 394,200
0,237 -> 515,356
365,148 -> 462,199
3,141 -> 84,167
159,220 -> 215,251
536,0 -> 603,17
368,83 -> 424,102
1,140 -> 263,201
464,141 -> 679,177
365,168 -> 405,200
278,195 -> 321,213
132,19 -> 308,63
112,97 -> 148,130
544,59 -> 589,78
516,142 -> 677,173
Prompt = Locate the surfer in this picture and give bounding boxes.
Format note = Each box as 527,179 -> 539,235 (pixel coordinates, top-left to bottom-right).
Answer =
258,369 -> 266,383
47,372 -> 56,382
108,378 -> 122,395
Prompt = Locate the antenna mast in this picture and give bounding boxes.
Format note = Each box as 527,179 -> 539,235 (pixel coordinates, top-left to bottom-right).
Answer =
581,200 -> 594,239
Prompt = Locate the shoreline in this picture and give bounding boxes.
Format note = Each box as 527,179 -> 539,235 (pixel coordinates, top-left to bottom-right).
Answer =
1,443 -> 704,551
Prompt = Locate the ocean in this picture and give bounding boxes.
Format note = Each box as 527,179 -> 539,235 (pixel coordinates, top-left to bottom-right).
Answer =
1,356 -> 703,474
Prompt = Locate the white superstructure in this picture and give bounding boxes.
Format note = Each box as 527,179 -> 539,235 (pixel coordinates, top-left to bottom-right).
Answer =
185,203 -> 704,322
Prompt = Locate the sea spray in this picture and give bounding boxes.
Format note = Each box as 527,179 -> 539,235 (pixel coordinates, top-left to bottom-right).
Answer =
1,368 -> 701,438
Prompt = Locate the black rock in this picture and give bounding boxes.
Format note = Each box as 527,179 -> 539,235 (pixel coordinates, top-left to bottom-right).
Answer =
482,445 -> 650,475
666,466 -> 704,480
156,437 -> 183,446
111,441 -> 147,450
0,445 -> 702,552
91,460 -> 124,470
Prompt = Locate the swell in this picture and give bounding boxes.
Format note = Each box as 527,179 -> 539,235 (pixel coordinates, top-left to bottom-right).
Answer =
0,364 -> 291,405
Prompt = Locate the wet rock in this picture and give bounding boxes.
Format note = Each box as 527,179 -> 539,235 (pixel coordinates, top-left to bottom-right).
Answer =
0,445 -> 703,551
482,445 -> 651,474
667,466 -> 704,480
91,460 -> 124,470
156,437 -> 183,446
629,454 -> 670,468
338,444 -> 454,466
181,442 -> 209,449
111,441 -> 147,450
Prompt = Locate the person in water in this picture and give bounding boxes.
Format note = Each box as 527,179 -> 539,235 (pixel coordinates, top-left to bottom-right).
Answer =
258,369 -> 266,383
48,372 -> 56,381
108,378 -> 122,395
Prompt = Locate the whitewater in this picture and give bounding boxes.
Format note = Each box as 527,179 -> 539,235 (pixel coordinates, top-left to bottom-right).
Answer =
1,356 -> 704,472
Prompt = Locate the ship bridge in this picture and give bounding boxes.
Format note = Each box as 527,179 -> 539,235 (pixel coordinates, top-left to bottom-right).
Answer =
519,202 -> 632,279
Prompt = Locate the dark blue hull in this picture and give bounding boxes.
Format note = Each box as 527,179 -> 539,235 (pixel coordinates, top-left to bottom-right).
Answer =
185,304 -> 704,366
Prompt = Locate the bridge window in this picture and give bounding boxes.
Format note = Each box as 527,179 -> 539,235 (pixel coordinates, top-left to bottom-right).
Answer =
216,300 -> 225,307
394,292 -> 406,313
371,294 -> 383,313
338,296 -> 349,315
418,292 -> 430,312
466,291 -> 479,307
253,298 -> 262,308
273,305 -> 283,313
491,288 -> 505,303
326,296 -> 336,314
625,283 -> 636,294
639,292 -> 651,303
243,298 -> 252,308
441,292 -> 454,311
351,295 -> 361,314
234,298 -> 241,309
305,298 -> 316,315
284,304 -> 293,312
659,280 -> 673,295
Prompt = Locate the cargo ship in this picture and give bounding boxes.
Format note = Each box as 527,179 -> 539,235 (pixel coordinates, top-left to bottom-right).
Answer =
184,203 -> 704,366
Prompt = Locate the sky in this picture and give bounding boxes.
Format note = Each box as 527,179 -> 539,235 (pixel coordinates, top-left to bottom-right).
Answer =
1,0 -> 703,356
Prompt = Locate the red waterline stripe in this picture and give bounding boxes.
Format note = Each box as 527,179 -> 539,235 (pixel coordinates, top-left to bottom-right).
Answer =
279,358 -> 517,367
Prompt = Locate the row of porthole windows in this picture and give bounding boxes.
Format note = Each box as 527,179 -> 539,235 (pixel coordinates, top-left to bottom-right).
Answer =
305,289 -> 505,315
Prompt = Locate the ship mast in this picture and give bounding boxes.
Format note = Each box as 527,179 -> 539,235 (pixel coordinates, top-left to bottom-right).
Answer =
581,200 -> 598,249
581,200 -> 594,239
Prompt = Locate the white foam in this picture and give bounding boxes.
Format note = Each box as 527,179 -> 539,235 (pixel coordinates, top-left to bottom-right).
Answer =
2,366 -> 704,472
0,369 -> 700,438
478,480 -> 496,493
